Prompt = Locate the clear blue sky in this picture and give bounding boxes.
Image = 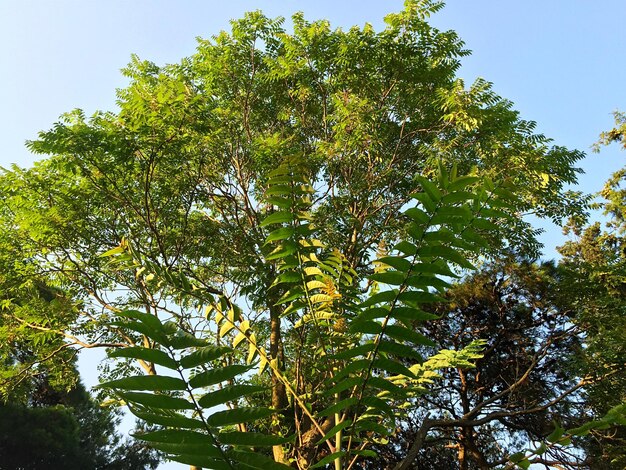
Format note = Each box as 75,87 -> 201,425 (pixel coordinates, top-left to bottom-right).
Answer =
1,2 -> 625,468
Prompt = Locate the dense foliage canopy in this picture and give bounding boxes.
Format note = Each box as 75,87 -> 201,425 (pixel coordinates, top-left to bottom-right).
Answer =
0,1 -> 623,469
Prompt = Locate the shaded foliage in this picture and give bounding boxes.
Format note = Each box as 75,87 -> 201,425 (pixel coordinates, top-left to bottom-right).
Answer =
0,378 -> 159,470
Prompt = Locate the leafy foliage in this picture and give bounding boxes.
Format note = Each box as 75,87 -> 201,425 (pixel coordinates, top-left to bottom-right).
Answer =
97,158 -> 521,469
0,1 -> 606,469
552,115 -> 626,469
364,259 -> 620,469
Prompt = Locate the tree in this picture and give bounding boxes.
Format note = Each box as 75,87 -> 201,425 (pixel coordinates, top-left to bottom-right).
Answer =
364,259 -> 601,469
0,200 -> 160,469
0,366 -> 160,470
0,1 -> 605,469
0,204 -> 80,400
95,162 -> 516,470
0,235 -> 160,469
553,111 -> 626,469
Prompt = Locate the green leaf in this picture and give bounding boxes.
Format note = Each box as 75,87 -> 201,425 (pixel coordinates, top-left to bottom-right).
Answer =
353,418 -> 390,435
360,289 -> 398,308
411,262 -> 458,277
198,384 -> 266,409
129,407 -> 205,429
316,420 -> 352,445
100,245 -> 125,257
180,346 -> 233,369
318,397 -> 358,417
330,343 -> 375,360
167,454 -> 231,470
272,271 -> 302,286
168,332 -> 209,350
266,174 -> 307,184
206,407 -> 275,427
406,223 -> 425,241
378,340 -> 423,360
189,364 -> 252,389
369,271 -> 406,286
265,195 -> 292,209
118,391 -> 194,409
98,375 -> 187,391
448,175 -> 479,191
472,217 -> 500,231
418,245 -> 475,269
260,211 -> 293,227
134,429 -> 213,445
397,291 -> 443,304
266,241 -> 298,260
108,346 -> 178,370
330,359 -> 370,382
411,192 -> 437,213
404,207 -> 430,224
146,441 -> 221,458
404,274 -> 451,291
385,325 -> 436,347
265,226 -> 295,243
434,205 -> 472,220
275,286 -> 305,305
441,191 -> 475,204
353,449 -> 378,458
546,426 -> 565,443
461,226 -> 490,248
118,309 -> 166,334
416,176 -> 442,202
374,357 -> 415,377
395,240 -> 418,256
325,377 -> 362,396
357,307 -> 392,322
388,306 -> 439,322
229,450 -> 294,470
264,184 -> 297,196
350,320 -> 383,335
111,320 -> 168,346
377,256 -> 412,272
310,452 -> 346,469
368,376 -> 406,395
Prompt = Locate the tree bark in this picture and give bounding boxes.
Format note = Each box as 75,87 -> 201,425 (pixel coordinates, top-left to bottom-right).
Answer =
270,304 -> 288,463
458,425 -> 490,470
393,419 -> 434,470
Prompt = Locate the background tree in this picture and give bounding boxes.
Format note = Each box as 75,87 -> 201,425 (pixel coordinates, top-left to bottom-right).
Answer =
0,203 -> 160,469
0,364 -> 160,470
365,259 -> 597,469
554,111 -> 626,469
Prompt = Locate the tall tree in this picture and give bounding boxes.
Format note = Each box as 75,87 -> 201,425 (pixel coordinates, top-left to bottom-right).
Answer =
0,1 -> 601,469
0,0 -> 584,395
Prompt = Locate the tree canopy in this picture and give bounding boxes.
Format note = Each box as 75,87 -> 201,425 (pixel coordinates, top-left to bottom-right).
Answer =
0,1 -> 623,469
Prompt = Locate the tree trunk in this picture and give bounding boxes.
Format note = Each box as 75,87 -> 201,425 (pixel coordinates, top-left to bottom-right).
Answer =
458,426 -> 490,470
270,304 -> 288,463
458,430 -> 468,470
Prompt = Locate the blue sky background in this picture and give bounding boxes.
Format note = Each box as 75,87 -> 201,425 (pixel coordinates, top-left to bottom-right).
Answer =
1,1 -> 625,468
